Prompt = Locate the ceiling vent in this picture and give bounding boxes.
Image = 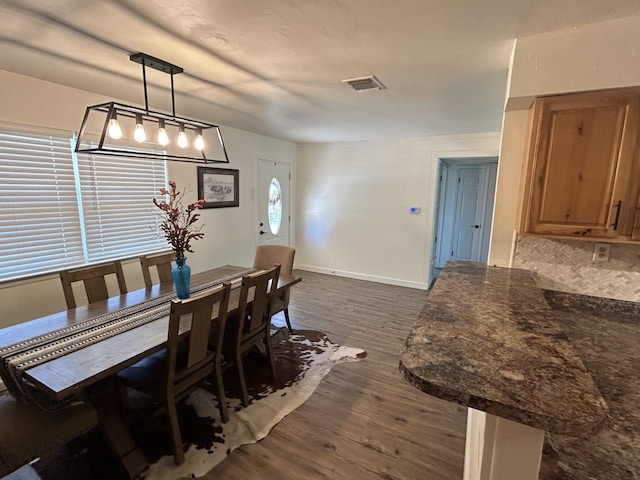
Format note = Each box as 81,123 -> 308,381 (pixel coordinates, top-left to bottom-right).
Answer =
342,75 -> 387,92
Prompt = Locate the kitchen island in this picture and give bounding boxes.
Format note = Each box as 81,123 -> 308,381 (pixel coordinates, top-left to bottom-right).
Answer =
399,261 -> 607,480
540,290 -> 640,480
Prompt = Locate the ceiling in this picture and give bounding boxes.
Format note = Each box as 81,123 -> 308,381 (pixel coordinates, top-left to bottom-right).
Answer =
1,0 -> 639,143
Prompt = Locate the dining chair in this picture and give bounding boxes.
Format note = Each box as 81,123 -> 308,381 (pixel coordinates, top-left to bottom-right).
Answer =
140,252 -> 174,289
253,245 -> 295,332
59,260 -> 128,309
0,395 -> 98,477
222,265 -> 280,407
117,282 -> 232,465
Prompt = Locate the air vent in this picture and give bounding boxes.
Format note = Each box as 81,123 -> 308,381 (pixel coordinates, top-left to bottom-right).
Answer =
342,75 -> 387,92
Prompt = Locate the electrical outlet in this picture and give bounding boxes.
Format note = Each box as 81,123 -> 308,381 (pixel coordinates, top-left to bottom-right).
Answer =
593,243 -> 610,262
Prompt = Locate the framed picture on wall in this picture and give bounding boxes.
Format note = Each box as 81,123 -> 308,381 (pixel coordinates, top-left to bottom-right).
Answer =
197,167 -> 239,208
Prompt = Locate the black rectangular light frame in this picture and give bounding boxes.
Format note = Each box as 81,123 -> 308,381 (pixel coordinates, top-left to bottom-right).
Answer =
75,102 -> 230,164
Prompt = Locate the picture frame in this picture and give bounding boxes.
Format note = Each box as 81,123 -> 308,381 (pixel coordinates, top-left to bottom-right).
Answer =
197,167 -> 239,208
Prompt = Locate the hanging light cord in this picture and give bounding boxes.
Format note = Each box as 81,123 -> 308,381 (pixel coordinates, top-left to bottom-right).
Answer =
141,59 -> 149,113
170,73 -> 176,117
138,55 -> 177,117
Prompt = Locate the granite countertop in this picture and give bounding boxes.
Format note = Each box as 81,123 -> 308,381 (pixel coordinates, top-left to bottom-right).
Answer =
539,291 -> 640,480
399,261 -> 608,436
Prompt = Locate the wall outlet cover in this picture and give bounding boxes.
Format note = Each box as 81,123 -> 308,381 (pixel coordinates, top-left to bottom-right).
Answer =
593,243 -> 610,262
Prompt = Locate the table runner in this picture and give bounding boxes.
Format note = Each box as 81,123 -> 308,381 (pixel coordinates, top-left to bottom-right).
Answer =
0,268 -> 255,409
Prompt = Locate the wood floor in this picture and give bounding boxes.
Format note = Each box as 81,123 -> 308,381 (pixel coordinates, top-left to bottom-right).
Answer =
196,270 -> 468,480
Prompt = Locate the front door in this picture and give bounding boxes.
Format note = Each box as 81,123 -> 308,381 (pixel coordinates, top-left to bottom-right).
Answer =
258,160 -> 290,246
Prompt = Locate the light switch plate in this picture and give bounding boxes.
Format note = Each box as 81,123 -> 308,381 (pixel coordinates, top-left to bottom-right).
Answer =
593,243 -> 610,262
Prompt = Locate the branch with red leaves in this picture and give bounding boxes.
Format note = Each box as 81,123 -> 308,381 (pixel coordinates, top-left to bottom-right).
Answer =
153,181 -> 205,258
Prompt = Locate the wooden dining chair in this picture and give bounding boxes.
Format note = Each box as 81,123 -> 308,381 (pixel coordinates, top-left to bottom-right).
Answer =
59,260 -> 128,309
117,282 -> 232,465
140,252 -> 174,289
0,395 -> 98,478
222,265 -> 280,407
253,245 -> 295,332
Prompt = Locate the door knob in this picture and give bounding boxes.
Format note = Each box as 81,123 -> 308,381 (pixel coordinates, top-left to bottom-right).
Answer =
260,230 -> 268,235
472,225 -> 480,229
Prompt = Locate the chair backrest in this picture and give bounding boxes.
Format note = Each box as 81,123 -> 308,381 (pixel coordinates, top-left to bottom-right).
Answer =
0,395 -> 98,477
253,245 -> 295,275
165,282 -> 232,396
140,252 -> 174,289
59,261 -> 127,309
234,265 -> 280,349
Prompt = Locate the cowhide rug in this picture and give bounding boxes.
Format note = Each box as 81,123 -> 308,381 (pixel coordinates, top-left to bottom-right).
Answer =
31,328 -> 366,480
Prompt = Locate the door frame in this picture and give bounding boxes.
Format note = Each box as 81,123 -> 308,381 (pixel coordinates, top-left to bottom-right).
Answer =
432,156 -> 498,278
257,159 -> 292,246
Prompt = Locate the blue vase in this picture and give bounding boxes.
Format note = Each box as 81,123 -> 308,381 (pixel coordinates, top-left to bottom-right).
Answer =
171,256 -> 191,299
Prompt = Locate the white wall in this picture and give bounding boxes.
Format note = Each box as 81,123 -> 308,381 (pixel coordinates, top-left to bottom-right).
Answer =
0,70 -> 295,327
296,134 -> 501,289
509,15 -> 640,102
490,15 -> 640,280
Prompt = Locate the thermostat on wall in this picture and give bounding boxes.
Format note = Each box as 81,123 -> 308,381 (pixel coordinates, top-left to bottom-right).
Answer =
409,206 -> 420,214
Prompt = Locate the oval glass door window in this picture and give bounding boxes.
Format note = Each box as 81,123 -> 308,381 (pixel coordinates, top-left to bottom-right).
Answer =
268,177 -> 282,235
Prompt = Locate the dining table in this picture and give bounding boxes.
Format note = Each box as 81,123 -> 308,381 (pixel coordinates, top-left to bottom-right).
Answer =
0,264 -> 302,479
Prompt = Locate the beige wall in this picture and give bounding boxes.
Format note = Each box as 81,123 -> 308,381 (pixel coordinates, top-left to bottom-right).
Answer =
490,15 -> 640,300
509,15 -> 640,102
487,109 -> 530,267
296,133 -> 501,289
0,70 -> 295,327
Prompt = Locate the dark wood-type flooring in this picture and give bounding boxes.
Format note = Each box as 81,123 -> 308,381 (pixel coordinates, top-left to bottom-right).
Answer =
12,270 -> 601,480
197,270 -> 468,480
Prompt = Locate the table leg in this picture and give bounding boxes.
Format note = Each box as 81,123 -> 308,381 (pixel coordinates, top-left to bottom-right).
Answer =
464,408 -> 544,480
89,378 -> 148,479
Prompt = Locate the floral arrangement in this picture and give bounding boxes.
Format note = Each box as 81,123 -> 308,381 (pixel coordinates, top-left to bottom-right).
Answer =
153,181 -> 205,258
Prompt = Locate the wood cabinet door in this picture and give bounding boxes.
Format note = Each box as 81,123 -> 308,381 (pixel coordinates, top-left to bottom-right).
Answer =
524,90 -> 640,239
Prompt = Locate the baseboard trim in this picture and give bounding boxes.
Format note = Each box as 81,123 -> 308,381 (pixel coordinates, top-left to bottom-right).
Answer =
295,265 -> 428,290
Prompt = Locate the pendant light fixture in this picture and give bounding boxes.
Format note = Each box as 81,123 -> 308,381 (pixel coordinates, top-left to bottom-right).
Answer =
157,119 -> 169,146
107,112 -> 123,139
194,128 -> 205,151
177,123 -> 188,148
75,52 -> 229,164
134,113 -> 146,143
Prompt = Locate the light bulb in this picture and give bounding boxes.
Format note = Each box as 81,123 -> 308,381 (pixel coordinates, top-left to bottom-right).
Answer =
134,114 -> 146,143
157,119 -> 169,146
177,123 -> 188,148
108,113 -> 122,140
194,128 -> 205,150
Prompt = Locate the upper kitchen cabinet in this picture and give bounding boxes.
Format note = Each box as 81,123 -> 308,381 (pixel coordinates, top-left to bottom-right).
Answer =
520,88 -> 640,242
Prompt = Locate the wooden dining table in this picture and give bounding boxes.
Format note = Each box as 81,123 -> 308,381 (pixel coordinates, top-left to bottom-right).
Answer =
0,265 -> 302,479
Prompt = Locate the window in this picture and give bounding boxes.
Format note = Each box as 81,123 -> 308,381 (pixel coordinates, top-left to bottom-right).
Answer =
75,152 -> 168,262
0,126 -> 168,282
268,177 -> 282,235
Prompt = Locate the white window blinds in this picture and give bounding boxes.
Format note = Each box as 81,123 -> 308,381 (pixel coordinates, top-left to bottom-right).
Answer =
0,130 -> 84,281
75,153 -> 168,262
0,127 -> 169,282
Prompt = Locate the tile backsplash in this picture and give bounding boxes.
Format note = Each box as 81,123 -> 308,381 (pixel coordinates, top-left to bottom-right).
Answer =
513,236 -> 640,302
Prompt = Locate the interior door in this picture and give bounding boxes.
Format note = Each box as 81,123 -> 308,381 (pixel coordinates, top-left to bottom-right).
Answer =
452,166 -> 488,261
258,160 -> 290,246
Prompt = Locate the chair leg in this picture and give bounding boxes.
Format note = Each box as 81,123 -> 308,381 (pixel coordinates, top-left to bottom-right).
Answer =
165,398 -> 185,465
118,383 -> 130,410
214,363 -> 229,423
263,333 -> 277,380
283,308 -> 293,333
235,352 -> 249,407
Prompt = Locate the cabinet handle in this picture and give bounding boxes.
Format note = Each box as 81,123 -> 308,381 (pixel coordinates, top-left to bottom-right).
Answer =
612,200 -> 622,230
